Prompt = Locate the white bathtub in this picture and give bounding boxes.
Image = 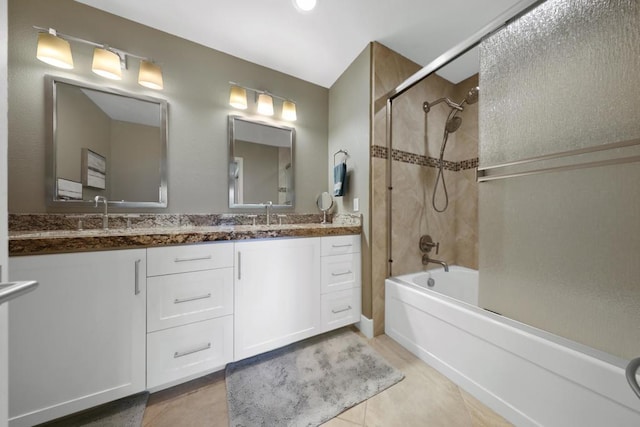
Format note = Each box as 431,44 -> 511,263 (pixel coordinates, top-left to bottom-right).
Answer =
385,267 -> 640,426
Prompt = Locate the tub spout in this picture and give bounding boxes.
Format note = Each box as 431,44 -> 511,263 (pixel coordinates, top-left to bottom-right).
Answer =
422,254 -> 449,272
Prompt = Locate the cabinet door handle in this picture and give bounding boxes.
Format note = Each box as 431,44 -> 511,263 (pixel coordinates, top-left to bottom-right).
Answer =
332,243 -> 353,248
174,342 -> 211,358
134,259 -> 141,295
174,293 -> 212,304
331,305 -> 352,314
238,252 -> 242,280
331,270 -> 352,277
174,255 -> 212,263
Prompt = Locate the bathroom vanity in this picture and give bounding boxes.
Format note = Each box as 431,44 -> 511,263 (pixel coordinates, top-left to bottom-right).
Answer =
7,223 -> 361,427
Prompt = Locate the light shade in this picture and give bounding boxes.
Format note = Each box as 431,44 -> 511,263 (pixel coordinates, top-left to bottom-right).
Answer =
229,85 -> 248,109
293,0 -> 317,12
282,100 -> 297,121
92,47 -> 122,80
138,60 -> 164,90
36,32 -> 74,69
257,93 -> 274,116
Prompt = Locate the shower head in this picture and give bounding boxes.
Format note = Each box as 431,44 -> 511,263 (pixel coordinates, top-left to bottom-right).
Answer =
463,86 -> 479,106
445,116 -> 462,133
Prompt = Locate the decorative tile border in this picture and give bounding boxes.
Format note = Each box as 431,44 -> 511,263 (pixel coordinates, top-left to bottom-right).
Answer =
371,145 -> 478,172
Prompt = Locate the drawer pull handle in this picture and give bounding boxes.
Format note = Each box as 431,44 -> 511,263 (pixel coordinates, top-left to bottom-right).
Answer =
134,259 -> 141,295
331,243 -> 353,248
331,270 -> 352,277
174,293 -> 212,304
174,342 -> 211,358
332,305 -> 352,314
174,255 -> 212,263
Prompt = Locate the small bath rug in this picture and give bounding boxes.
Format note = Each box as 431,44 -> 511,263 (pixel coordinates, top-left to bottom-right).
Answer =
37,392 -> 149,427
226,328 -> 404,427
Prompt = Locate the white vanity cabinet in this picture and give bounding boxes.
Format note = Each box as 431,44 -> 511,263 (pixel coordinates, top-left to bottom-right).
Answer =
146,242 -> 234,390
234,237 -> 322,361
8,250 -> 146,427
320,235 -> 362,332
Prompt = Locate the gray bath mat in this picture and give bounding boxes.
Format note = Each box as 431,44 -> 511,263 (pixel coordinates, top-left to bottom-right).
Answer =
226,328 -> 404,427
37,392 -> 149,427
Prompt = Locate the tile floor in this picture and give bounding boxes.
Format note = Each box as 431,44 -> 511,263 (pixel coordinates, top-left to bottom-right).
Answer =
142,333 -> 512,427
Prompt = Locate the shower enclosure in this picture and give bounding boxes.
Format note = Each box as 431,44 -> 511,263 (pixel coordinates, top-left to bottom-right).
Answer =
376,0 -> 640,419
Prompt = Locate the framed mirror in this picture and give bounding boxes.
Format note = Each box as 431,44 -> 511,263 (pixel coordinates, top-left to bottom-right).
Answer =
47,76 -> 168,208
228,115 -> 294,209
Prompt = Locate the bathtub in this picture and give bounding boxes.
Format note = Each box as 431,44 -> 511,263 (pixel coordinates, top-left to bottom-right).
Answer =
385,267 -> 640,426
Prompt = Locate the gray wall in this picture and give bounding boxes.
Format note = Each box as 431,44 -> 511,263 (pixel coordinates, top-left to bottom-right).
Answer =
8,0 -> 328,213
328,45 -> 371,318
478,0 -> 640,359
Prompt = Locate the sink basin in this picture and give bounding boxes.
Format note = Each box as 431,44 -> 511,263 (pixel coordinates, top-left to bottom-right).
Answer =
0,280 -> 38,305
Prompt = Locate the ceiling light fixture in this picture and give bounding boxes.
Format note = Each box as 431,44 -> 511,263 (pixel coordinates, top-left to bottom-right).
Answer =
34,26 -> 164,90
228,82 -> 297,121
293,0 -> 317,12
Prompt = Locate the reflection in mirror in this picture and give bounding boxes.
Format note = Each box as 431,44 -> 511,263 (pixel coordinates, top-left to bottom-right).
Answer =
316,191 -> 333,224
48,76 -> 168,208
228,115 -> 294,208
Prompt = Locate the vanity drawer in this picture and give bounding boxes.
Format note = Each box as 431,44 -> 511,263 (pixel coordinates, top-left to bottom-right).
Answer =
321,252 -> 361,294
147,268 -> 233,332
147,242 -> 234,276
147,316 -> 233,390
321,235 -> 361,256
321,288 -> 361,333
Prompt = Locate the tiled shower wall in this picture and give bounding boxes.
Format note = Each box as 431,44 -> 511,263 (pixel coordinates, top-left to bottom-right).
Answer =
370,42 -> 478,335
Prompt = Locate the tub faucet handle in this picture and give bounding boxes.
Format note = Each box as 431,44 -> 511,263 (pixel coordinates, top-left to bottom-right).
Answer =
419,235 -> 439,254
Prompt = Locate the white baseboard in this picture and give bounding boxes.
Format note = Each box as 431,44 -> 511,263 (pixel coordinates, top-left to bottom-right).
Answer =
356,315 -> 373,339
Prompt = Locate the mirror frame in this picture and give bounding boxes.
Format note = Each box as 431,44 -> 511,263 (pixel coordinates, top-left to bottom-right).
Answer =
228,115 -> 295,209
46,75 -> 169,208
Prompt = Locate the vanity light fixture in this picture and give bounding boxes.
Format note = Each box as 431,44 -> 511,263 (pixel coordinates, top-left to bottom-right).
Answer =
229,85 -> 248,109
34,26 -> 164,90
36,29 -> 74,69
138,60 -> 164,90
282,100 -> 297,121
228,82 -> 297,121
257,93 -> 275,116
91,47 -> 122,80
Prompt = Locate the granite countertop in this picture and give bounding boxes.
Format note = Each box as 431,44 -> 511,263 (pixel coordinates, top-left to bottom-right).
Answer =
9,222 -> 362,256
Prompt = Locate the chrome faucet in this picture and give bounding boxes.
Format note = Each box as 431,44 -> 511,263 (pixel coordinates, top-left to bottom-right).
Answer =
94,196 -> 109,229
422,254 -> 449,272
264,201 -> 273,226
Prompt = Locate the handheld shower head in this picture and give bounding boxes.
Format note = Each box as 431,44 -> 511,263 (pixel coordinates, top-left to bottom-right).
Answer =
445,116 -> 462,133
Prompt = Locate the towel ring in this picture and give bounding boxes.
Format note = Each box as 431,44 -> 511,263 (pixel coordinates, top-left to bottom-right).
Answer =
333,149 -> 348,168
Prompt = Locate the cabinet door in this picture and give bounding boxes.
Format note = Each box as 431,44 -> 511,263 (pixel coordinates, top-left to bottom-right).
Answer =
234,238 -> 321,361
8,250 -> 146,427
